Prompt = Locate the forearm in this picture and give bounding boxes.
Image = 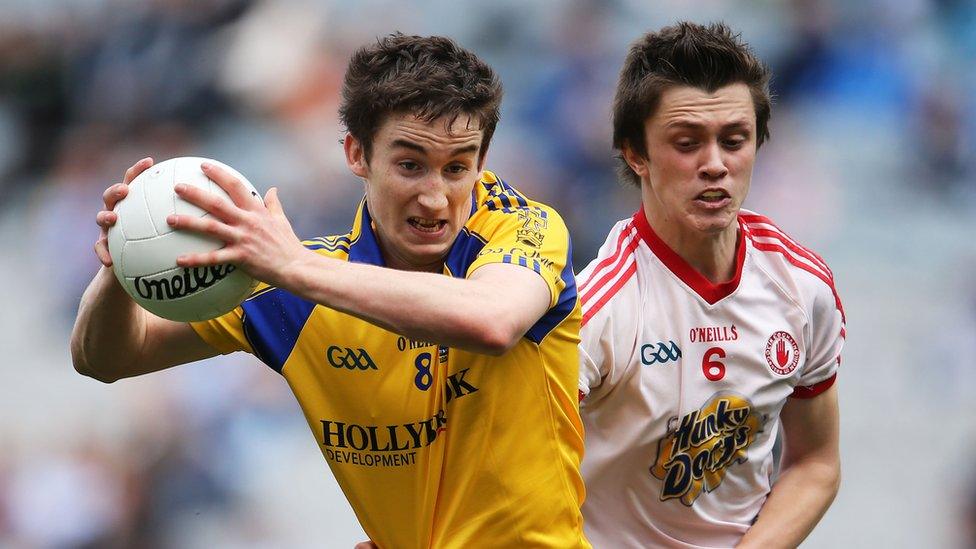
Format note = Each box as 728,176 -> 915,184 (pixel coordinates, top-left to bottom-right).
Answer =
285,252 -> 527,354
737,457 -> 840,549
70,267 -> 149,382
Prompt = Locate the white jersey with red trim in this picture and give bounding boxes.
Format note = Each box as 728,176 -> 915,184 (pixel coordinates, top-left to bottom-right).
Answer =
577,208 -> 845,548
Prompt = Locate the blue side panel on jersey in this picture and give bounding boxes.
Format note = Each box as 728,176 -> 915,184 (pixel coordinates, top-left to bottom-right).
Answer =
525,239 -> 578,344
347,206 -> 386,267
241,288 -> 317,374
445,228 -> 487,278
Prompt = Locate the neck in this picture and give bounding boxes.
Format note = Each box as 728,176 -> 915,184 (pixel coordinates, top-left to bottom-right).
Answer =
385,254 -> 443,273
642,205 -> 740,284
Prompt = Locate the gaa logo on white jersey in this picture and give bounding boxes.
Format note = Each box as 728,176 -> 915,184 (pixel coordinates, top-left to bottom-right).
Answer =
764,331 -> 800,375
641,341 -> 681,365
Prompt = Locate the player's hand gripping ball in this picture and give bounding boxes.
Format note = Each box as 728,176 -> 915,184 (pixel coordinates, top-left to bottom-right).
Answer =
107,157 -> 260,321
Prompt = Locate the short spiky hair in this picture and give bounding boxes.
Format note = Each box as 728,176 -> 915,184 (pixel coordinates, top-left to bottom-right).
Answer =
339,33 -> 503,162
613,22 -> 772,186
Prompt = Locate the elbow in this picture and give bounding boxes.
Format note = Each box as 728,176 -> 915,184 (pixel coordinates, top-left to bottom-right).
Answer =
785,453 -> 841,500
474,322 -> 523,356
828,460 -> 842,497
819,453 -> 842,497
72,356 -> 121,384
70,338 -> 121,384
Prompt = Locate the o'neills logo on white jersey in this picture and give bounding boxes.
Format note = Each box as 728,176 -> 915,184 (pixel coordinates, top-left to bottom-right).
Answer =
134,265 -> 236,300
651,394 -> 762,506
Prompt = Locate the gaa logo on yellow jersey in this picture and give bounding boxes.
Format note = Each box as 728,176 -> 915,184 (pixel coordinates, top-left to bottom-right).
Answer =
651,394 -> 762,506
327,346 -> 378,371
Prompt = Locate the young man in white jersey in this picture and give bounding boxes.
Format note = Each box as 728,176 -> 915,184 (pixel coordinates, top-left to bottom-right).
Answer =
578,22 -> 844,548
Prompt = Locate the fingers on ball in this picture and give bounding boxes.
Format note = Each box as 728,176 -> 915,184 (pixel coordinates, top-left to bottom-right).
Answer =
94,239 -> 113,266
96,211 -> 117,227
123,157 -> 153,184
202,162 -> 250,207
177,249 -> 231,268
102,184 -> 128,208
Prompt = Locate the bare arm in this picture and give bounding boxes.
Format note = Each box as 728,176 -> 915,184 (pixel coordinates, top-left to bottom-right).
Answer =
737,384 -> 841,549
289,258 -> 551,355
168,163 -> 553,355
70,158 -> 218,383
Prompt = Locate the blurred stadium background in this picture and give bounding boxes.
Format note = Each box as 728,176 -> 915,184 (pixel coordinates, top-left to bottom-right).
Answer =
1,0 -> 974,547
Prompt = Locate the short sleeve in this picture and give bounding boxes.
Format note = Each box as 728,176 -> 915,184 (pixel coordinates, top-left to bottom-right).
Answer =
576,241 -> 640,405
792,283 -> 845,398
189,285 -> 267,356
578,311 -> 611,401
467,204 -> 571,308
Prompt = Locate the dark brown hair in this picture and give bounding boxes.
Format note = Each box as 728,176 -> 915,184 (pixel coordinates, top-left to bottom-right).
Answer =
612,22 -> 772,185
339,33 -> 502,162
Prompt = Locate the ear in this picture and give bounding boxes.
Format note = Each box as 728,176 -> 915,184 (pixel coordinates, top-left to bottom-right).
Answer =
344,133 -> 368,178
621,141 -> 649,180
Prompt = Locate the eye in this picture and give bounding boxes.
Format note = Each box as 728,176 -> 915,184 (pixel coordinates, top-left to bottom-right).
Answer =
398,161 -> 421,172
722,137 -> 747,150
446,163 -> 469,175
674,139 -> 698,151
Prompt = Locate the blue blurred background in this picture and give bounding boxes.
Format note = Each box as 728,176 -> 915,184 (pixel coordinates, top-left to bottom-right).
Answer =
1,0 -> 974,547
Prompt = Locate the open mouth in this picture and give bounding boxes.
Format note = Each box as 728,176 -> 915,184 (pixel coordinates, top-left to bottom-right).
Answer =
408,217 -> 447,233
696,189 -> 731,203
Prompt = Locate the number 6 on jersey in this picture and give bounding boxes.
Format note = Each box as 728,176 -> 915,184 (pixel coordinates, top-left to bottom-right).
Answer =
702,347 -> 726,381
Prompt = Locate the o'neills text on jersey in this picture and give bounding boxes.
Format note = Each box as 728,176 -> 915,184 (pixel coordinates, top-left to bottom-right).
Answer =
320,369 -> 479,467
689,324 -> 738,343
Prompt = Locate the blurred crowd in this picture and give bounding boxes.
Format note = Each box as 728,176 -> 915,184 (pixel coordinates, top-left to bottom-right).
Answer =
1,0 -> 975,547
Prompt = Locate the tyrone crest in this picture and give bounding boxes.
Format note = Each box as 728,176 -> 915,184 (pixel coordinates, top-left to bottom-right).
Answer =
764,331 -> 799,375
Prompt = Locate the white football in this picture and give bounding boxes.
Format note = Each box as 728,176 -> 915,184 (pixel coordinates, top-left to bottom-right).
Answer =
107,157 -> 260,322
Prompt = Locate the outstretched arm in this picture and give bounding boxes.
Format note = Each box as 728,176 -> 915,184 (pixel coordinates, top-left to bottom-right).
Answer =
737,384 -> 841,548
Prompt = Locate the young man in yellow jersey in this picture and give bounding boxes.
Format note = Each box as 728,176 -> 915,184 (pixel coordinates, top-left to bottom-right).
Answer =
71,34 -> 589,548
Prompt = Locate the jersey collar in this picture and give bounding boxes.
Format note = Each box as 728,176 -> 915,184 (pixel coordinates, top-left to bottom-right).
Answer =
633,207 -> 746,304
345,185 -> 483,269
347,198 -> 386,267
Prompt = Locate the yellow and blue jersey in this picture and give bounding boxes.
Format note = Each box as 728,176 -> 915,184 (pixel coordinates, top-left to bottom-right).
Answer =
191,171 -> 589,548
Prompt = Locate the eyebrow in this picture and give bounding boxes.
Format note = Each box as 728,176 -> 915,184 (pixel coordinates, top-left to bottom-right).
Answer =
665,120 -> 753,131
390,139 -> 479,156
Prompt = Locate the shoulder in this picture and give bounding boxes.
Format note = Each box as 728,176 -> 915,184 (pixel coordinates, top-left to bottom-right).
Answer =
578,216 -> 642,328
469,170 -> 568,235
740,210 -> 844,320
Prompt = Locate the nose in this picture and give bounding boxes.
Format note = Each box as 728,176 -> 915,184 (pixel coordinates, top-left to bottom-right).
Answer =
698,142 -> 729,181
417,177 -> 449,212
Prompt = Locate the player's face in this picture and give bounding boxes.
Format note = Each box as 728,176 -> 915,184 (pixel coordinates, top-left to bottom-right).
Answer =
630,83 -> 757,238
345,113 -> 484,272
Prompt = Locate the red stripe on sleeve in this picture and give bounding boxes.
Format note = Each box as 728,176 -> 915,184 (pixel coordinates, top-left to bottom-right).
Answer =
790,372 -> 837,399
580,237 -> 639,309
582,261 -> 637,326
746,227 -> 832,278
579,222 -> 635,296
748,238 -> 846,323
740,214 -> 834,277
